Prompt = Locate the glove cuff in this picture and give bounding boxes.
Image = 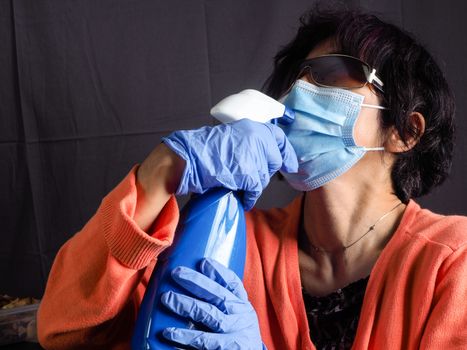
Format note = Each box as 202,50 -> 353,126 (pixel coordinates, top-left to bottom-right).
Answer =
161,137 -> 191,195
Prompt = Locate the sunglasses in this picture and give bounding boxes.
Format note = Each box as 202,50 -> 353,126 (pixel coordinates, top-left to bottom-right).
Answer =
295,54 -> 385,94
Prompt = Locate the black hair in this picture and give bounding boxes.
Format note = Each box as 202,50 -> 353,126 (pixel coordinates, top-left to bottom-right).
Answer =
263,3 -> 455,203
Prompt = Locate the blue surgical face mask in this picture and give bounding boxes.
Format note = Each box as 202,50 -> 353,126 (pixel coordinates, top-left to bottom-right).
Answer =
279,79 -> 385,191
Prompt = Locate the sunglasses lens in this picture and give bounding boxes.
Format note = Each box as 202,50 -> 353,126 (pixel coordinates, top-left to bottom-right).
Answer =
302,56 -> 368,89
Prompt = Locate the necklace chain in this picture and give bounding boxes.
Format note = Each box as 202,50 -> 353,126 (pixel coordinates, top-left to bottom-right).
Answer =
309,202 -> 404,254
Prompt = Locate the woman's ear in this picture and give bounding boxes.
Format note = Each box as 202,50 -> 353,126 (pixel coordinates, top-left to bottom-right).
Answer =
385,112 -> 425,153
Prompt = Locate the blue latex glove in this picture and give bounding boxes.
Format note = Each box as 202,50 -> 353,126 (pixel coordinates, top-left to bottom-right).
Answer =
161,258 -> 265,350
162,119 -> 298,210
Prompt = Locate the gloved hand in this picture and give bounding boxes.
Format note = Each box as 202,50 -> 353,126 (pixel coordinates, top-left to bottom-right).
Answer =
161,258 -> 265,350
162,119 -> 298,210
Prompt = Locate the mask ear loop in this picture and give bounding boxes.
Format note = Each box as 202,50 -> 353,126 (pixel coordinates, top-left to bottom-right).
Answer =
364,147 -> 385,151
359,102 -> 387,151
361,103 -> 387,110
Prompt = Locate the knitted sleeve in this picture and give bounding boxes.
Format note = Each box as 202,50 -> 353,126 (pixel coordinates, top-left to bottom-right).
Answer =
37,166 -> 180,349
419,243 -> 467,349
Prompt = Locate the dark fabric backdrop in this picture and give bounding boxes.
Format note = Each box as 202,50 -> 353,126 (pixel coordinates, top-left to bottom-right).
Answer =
1,0 -> 466,299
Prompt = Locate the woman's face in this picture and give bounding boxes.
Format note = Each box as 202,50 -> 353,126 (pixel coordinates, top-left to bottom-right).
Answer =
303,40 -> 386,149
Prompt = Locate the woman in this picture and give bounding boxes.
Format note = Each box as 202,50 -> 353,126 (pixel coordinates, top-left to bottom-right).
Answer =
37,5 -> 466,350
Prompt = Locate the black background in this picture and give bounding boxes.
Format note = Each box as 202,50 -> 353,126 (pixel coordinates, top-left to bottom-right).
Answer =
1,0 -> 466,307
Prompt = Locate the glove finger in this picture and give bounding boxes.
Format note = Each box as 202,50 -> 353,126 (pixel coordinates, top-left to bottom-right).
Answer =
238,174 -> 264,211
162,327 -> 222,349
161,291 -> 246,333
252,124 -> 283,174
267,123 -> 298,173
199,258 -> 249,302
231,120 -> 282,177
242,189 -> 262,211
171,266 -> 251,314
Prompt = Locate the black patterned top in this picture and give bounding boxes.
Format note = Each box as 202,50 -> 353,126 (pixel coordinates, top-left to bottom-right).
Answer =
301,276 -> 370,350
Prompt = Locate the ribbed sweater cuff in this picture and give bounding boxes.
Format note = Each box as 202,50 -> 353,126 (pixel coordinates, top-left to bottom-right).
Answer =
101,165 -> 179,270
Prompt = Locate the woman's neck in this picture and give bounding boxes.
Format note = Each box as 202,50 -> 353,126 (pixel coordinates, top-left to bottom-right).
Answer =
299,172 -> 406,288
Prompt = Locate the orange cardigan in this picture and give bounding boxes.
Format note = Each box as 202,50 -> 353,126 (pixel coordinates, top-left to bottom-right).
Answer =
37,167 -> 467,349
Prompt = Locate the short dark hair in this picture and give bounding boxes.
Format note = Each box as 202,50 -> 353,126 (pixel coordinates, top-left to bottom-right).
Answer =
263,3 -> 456,203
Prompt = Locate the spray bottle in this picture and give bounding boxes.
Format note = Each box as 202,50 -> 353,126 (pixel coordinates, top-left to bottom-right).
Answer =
131,89 -> 294,350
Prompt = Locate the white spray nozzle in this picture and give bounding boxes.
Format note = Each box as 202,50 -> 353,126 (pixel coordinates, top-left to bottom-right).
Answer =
210,89 -> 294,125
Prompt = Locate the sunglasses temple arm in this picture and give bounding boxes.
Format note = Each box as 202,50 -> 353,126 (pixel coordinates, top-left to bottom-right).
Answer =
367,68 -> 384,88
